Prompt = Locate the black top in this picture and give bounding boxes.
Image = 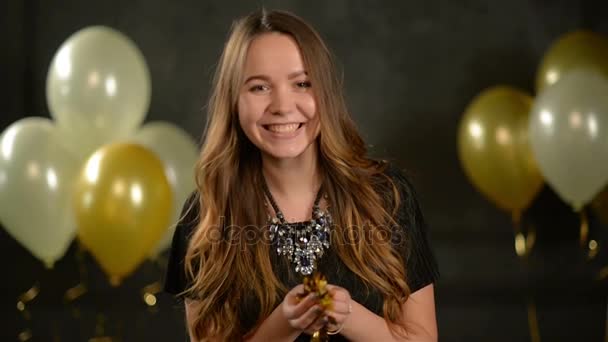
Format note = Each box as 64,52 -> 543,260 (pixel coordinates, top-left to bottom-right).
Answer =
164,164 -> 440,341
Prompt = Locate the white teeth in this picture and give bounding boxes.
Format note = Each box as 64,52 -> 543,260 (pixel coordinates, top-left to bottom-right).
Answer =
266,123 -> 300,133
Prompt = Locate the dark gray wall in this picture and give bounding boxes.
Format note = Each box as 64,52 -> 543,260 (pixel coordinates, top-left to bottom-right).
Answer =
1,0 -> 607,341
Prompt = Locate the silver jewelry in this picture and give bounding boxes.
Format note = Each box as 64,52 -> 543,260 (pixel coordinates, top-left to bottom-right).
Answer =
327,322 -> 345,335
262,177 -> 332,276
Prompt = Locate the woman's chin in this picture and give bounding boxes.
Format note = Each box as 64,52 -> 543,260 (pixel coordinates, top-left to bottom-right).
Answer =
262,150 -> 306,161
259,144 -> 314,162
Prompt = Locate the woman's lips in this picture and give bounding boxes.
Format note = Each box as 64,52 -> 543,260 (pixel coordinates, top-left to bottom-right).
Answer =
262,122 -> 305,138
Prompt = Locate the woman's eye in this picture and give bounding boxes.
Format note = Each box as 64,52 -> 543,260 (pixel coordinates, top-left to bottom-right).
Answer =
249,84 -> 268,92
296,81 -> 312,89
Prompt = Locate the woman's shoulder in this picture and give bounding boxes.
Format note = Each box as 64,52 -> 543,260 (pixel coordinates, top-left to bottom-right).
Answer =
374,161 -> 440,291
379,160 -> 424,218
381,161 -> 415,189
371,160 -> 419,205
176,191 -> 201,237
163,191 -> 200,297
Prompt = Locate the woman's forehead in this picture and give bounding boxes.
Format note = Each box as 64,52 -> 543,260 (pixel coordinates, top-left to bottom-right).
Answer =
243,33 -> 306,78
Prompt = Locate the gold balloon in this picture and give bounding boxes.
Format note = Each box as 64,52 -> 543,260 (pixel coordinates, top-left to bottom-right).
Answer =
74,143 -> 172,285
536,30 -> 608,92
592,187 -> 608,225
129,121 -> 199,257
458,86 -> 543,213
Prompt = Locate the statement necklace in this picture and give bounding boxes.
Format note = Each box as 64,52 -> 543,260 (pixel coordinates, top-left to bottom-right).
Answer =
262,178 -> 332,276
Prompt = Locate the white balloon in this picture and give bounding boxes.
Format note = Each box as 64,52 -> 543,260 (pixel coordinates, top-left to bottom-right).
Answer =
0,118 -> 79,267
129,122 -> 199,255
529,69 -> 608,209
46,26 -> 151,161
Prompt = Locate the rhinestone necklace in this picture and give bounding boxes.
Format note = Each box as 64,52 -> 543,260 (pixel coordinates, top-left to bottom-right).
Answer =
262,177 -> 332,276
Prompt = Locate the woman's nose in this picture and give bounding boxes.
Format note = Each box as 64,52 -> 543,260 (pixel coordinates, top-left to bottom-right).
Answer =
268,87 -> 295,115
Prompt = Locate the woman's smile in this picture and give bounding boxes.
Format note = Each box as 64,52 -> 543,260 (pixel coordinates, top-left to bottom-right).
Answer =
262,122 -> 305,138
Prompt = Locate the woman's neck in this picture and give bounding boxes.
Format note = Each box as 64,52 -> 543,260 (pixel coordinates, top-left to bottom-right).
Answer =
261,143 -> 323,221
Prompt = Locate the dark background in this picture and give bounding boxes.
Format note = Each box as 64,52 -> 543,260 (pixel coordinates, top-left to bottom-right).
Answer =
2,0 -> 608,341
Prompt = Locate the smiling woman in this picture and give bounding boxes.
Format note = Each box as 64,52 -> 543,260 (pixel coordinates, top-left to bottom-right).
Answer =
238,33 -> 319,160
164,8 -> 439,342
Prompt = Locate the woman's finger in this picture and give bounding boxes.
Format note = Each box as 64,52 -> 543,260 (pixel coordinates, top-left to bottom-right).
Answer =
326,284 -> 347,293
285,284 -> 306,304
290,303 -> 324,330
325,311 -> 349,327
329,299 -> 351,314
304,314 -> 328,334
326,285 -> 351,302
285,292 -> 318,319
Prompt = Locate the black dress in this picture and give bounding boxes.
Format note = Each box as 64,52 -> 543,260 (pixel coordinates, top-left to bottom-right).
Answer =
164,164 -> 440,341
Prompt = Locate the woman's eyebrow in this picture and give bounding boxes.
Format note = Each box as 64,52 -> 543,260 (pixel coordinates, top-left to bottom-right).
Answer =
287,70 -> 307,79
243,74 -> 270,84
243,70 -> 308,84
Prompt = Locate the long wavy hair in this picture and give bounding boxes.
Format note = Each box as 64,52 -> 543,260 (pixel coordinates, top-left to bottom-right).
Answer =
184,9 -> 411,340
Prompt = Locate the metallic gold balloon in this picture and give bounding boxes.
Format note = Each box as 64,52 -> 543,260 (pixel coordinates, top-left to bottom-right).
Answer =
536,30 -> 608,92
74,143 -> 172,285
46,26 -> 151,161
529,69 -> 608,210
128,121 -> 199,257
458,86 -> 543,212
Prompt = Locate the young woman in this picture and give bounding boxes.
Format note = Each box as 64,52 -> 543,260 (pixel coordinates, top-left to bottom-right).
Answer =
164,9 -> 439,342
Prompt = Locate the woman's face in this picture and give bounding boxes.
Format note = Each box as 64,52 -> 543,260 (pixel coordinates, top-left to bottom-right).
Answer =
237,32 -> 319,160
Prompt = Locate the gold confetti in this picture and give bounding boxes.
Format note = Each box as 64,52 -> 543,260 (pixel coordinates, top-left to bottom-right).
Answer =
297,272 -> 333,341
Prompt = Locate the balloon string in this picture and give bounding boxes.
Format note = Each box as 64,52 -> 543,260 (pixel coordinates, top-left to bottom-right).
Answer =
527,297 -> 541,342
77,241 -> 89,281
512,211 -> 524,258
141,281 -> 162,311
88,313 -> 114,341
512,211 -> 535,259
580,209 -> 589,249
156,253 -> 168,271
140,256 -> 169,311
17,283 -> 39,341
599,266 -> 608,341
579,209 -> 600,260
72,245 -> 114,341
65,242 -> 88,319
513,211 -> 541,341
52,319 -> 61,342
18,330 -> 32,342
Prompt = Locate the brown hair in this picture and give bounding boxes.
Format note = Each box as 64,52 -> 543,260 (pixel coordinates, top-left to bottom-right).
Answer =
184,9 -> 411,340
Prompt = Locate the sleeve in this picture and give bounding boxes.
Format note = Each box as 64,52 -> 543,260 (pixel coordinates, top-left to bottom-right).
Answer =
387,165 -> 440,293
163,192 -> 200,298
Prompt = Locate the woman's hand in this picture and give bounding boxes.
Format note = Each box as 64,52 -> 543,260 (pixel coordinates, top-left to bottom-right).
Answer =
325,285 -> 352,334
281,284 -> 326,333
